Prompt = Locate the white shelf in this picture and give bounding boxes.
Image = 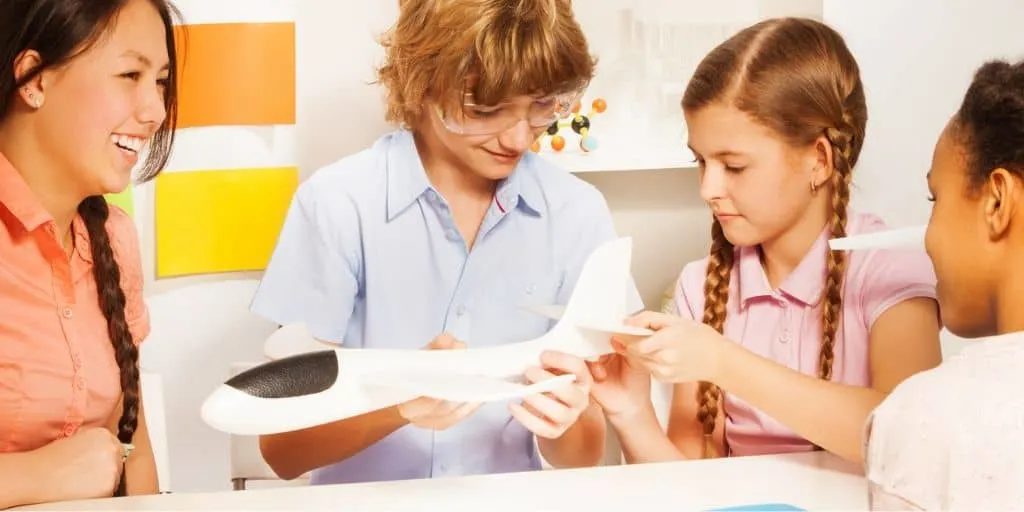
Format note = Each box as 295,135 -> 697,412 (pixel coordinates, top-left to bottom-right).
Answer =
536,146 -> 698,173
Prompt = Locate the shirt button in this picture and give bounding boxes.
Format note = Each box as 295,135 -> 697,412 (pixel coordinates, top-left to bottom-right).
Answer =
72,355 -> 82,370
75,377 -> 86,390
61,307 -> 73,319
63,424 -> 76,437
456,305 -> 466,316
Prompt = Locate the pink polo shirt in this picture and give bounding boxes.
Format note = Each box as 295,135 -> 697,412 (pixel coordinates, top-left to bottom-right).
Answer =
670,212 -> 937,456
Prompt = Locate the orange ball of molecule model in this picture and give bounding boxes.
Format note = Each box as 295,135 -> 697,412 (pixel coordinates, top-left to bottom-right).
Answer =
591,98 -> 607,113
530,139 -> 541,153
571,101 -> 581,114
550,134 -> 566,151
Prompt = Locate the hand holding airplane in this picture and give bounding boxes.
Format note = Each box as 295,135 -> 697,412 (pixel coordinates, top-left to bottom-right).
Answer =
200,237 -> 653,436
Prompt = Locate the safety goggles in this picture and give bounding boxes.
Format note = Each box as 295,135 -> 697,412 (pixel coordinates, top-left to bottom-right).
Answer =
436,87 -> 585,136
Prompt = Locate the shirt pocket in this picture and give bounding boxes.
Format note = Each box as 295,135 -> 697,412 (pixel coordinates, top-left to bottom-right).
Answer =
0,363 -> 25,451
473,270 -> 563,347
509,272 -> 564,334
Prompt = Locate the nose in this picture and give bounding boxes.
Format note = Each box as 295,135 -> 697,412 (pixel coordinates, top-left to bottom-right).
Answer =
137,82 -> 167,128
699,164 -> 727,203
497,118 -> 534,153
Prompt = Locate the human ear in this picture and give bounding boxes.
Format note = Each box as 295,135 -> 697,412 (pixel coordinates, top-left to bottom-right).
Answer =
984,168 -> 1019,241
13,49 -> 45,109
809,134 -> 834,191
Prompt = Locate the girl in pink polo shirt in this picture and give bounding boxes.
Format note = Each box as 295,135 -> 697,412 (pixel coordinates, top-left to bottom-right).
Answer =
864,59 -> 1024,510
0,0 -> 180,507
590,17 -> 942,464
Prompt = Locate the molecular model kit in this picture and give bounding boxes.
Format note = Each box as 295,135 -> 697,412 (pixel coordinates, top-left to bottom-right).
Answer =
531,97 -> 607,154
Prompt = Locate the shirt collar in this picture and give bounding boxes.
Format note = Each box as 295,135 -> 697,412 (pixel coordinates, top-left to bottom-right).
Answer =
385,130 -> 546,221
0,151 -> 94,263
0,151 -> 53,232
738,225 -> 830,306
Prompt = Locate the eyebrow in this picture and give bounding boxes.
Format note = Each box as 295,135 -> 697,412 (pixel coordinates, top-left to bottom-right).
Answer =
686,145 -> 746,158
122,50 -> 170,71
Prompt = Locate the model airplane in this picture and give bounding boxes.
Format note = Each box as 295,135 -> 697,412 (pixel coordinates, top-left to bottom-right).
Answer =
829,225 -> 926,251
200,237 -> 652,436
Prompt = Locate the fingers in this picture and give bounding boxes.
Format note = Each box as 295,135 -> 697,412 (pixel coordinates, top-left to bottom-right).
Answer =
514,364 -> 589,439
447,401 -> 482,420
426,333 -> 466,350
399,396 -> 444,419
526,366 -> 589,409
627,310 -> 679,331
401,396 -> 463,420
538,350 -> 592,386
509,401 -> 564,439
400,394 -> 482,430
625,335 -> 664,358
587,359 -> 608,381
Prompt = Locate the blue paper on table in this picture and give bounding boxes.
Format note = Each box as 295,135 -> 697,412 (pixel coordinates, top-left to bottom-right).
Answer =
708,504 -> 806,511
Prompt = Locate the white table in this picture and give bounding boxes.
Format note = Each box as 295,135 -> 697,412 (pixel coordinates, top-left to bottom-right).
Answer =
19,452 -> 868,511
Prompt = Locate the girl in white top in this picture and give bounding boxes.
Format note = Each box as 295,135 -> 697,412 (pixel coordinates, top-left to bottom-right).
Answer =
864,58 -> 1024,510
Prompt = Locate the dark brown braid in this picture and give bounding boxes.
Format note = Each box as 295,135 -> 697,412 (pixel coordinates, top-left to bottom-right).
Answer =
819,124 -> 855,380
698,219 -> 733,458
78,196 -> 139,496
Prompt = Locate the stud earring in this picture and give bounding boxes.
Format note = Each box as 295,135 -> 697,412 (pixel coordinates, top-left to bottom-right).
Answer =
24,88 -> 41,109
810,181 -> 818,194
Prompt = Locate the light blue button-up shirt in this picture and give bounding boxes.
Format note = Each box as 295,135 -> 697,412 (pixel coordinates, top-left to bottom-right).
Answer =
250,129 -> 642,484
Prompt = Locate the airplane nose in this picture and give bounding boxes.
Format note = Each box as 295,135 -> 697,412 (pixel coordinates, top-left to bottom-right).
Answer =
224,350 -> 339,398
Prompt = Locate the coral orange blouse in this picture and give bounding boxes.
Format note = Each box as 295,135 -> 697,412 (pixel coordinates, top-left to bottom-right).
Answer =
0,152 -> 149,453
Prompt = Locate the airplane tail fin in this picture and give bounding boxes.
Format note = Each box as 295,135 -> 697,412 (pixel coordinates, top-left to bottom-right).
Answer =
558,237 -> 636,330
524,237 -> 652,359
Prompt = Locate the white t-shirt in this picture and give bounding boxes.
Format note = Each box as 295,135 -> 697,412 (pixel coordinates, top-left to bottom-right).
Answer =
863,331 -> 1024,510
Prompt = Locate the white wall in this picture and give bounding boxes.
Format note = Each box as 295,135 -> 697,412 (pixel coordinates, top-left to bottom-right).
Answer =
823,0 -> 1024,356
142,0 -> 833,493
146,0 -> 1024,493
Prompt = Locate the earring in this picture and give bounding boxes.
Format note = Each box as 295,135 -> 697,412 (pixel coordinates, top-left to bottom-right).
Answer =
810,181 -> 817,194
24,88 -> 41,109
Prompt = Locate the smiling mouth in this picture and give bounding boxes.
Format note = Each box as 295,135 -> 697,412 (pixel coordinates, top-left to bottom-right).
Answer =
486,148 -> 519,160
111,134 -> 145,155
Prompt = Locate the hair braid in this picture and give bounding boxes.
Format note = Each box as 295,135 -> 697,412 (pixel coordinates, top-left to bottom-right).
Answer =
819,124 -> 854,381
78,196 -> 139,497
697,218 -> 733,457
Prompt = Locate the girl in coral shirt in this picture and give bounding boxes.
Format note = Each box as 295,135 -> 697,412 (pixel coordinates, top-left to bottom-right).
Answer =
0,0 -> 180,507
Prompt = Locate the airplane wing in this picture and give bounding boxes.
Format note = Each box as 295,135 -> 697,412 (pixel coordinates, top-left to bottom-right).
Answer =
521,303 -> 565,322
522,303 -> 654,337
829,225 -> 926,251
361,370 -> 576,403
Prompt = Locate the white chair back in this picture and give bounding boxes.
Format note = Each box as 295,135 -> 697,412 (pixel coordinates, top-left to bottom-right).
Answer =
140,371 -> 171,492
140,278 -> 279,492
228,361 -> 310,489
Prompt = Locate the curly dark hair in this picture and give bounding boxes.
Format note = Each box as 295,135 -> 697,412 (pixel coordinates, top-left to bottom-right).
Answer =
953,59 -> 1024,189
